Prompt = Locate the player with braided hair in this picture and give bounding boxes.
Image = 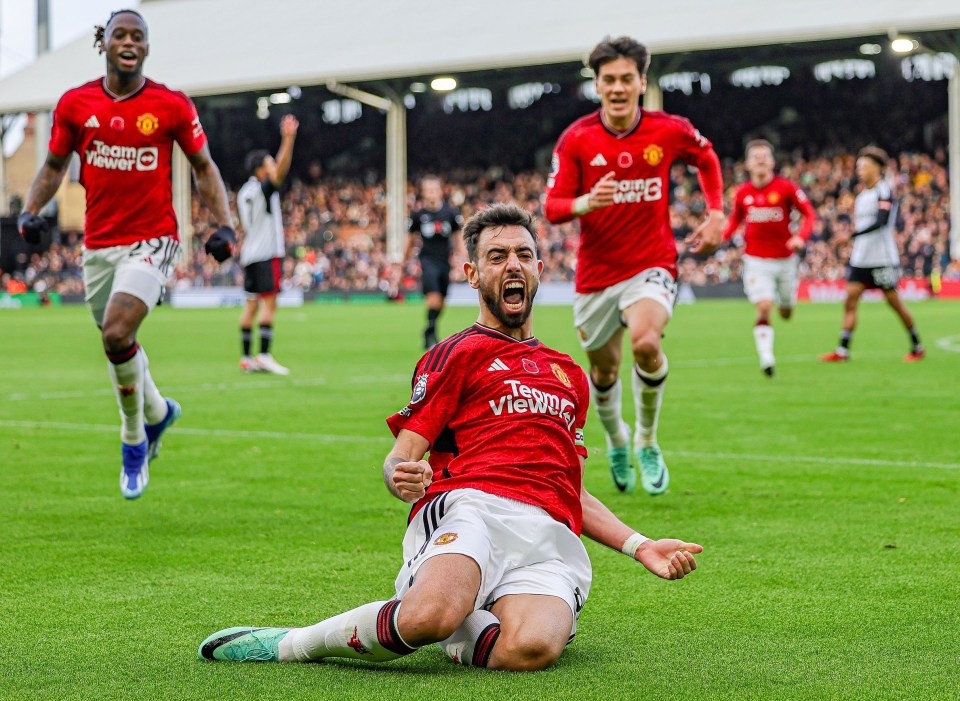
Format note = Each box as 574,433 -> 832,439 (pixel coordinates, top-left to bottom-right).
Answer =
18,8 -> 235,499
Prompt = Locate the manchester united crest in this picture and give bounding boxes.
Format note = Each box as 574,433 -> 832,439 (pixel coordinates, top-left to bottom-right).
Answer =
136,113 -> 159,136
643,144 -> 664,166
551,363 -> 572,388
769,192 -> 780,204
434,532 -> 459,546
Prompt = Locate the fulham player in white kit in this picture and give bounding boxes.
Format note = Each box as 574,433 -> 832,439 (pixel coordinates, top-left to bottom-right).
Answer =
237,114 -> 298,375
821,147 -> 924,362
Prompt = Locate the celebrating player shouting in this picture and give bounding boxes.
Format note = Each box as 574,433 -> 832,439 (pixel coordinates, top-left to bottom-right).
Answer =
17,9 -> 235,499
544,36 -> 724,495
722,139 -> 817,376
199,204 -> 701,671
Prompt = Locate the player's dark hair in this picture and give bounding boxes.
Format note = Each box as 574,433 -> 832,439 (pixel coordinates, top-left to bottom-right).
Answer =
858,146 -> 888,168
462,203 -> 538,262
587,36 -> 650,77
94,9 -> 147,54
245,149 -> 271,176
745,139 -> 775,158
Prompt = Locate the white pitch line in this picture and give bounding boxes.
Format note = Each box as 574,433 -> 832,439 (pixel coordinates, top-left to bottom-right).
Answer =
667,449 -> 960,471
5,373 -> 410,402
2,420 -> 956,470
935,334 -> 960,353
0,420 -> 391,444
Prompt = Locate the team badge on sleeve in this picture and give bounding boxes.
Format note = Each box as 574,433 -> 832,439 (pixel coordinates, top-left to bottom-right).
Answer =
434,533 -> 459,546
410,373 -> 429,405
574,428 -> 585,447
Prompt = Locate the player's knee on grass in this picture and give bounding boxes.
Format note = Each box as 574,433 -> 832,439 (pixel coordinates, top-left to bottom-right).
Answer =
490,626 -> 566,671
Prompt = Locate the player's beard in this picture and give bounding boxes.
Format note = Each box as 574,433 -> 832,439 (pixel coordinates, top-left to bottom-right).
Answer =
480,277 -> 539,329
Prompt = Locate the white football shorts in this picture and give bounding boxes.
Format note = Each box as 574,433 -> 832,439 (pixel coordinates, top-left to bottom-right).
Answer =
83,237 -> 182,326
741,254 -> 799,308
573,267 -> 678,351
394,488 -> 592,636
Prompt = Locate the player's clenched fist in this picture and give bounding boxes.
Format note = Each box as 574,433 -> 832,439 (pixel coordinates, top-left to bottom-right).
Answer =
204,225 -> 236,262
18,211 -> 49,244
391,460 -> 433,503
588,171 -> 618,210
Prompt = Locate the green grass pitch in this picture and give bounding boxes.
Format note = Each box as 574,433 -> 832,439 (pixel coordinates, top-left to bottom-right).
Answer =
1,298 -> 958,700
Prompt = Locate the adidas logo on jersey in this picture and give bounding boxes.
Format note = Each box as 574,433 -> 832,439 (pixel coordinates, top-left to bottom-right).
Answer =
590,153 -> 607,167
84,115 -> 101,128
487,358 -> 509,372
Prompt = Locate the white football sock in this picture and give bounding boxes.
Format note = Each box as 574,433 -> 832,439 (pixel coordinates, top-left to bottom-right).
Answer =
753,324 -> 775,368
279,600 -> 417,663
589,377 -> 629,449
108,349 -> 146,445
633,356 -> 668,448
140,347 -> 167,425
439,609 -> 501,667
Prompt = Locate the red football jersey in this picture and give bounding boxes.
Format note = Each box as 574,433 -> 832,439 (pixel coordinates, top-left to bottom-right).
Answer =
386,324 -> 590,534
48,78 -> 208,249
722,175 -> 817,258
544,109 -> 723,293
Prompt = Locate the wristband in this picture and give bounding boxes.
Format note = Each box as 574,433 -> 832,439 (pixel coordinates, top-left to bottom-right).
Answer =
573,194 -> 592,216
621,532 -> 650,558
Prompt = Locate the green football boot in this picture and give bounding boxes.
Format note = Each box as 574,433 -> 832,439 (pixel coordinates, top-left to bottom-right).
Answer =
637,444 -> 669,495
198,627 -> 290,662
608,426 -> 637,493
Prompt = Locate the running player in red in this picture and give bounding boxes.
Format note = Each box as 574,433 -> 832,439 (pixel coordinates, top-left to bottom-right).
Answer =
544,36 -> 724,496
199,204 -> 702,671
17,9 -> 235,500
722,139 -> 817,376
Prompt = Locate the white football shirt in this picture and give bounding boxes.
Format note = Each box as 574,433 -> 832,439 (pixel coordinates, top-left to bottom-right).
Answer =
237,177 -> 284,266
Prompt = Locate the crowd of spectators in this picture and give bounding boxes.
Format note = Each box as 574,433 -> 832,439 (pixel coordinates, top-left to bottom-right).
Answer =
3,149 -> 956,299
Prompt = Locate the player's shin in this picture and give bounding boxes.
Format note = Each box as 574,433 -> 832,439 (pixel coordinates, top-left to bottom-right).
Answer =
279,600 -> 418,663
139,347 -> 166,424
753,321 -> 775,369
589,377 -> 628,448
107,342 -> 146,444
439,609 -> 501,667
633,356 -> 668,446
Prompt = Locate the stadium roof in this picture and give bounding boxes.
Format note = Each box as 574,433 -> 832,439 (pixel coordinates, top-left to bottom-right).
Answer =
0,0 -> 958,113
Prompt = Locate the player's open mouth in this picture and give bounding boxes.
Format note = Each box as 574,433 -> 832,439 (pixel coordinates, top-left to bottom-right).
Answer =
118,51 -> 138,68
502,279 -> 525,313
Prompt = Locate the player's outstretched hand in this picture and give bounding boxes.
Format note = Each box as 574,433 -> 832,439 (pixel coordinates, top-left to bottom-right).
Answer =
280,114 -> 299,137
635,538 -> 703,580
204,226 -> 237,262
17,211 -> 49,244
391,460 -> 433,503
685,210 -> 724,255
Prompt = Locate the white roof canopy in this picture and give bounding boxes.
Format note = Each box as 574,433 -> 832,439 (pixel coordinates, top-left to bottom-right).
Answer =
0,0 -> 958,113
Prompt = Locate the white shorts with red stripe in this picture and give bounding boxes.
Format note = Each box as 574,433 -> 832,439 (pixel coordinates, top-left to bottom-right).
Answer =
394,488 -> 591,637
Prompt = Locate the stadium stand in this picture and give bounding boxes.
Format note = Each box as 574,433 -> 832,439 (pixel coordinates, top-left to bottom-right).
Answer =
3,150 -> 954,298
